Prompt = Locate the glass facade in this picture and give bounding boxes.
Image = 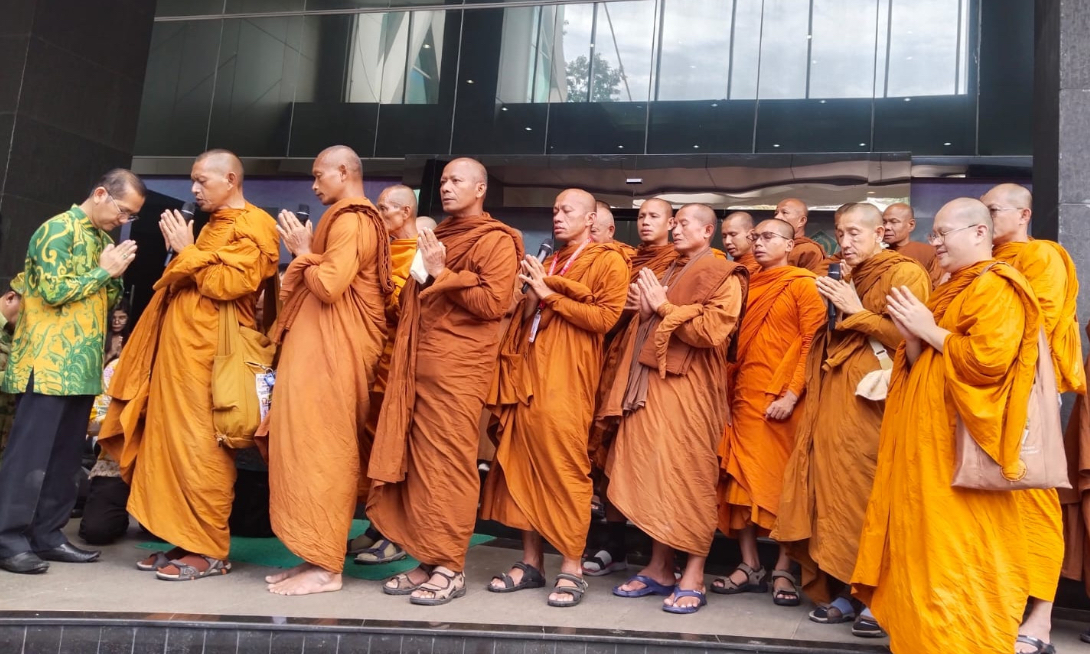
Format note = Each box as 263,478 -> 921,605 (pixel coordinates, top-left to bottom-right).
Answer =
135,0 -> 1030,160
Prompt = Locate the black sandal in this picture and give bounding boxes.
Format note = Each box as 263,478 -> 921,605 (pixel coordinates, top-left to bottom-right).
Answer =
1016,635 -> 1056,654
487,561 -> 546,593
770,570 -> 800,606
547,572 -> 588,608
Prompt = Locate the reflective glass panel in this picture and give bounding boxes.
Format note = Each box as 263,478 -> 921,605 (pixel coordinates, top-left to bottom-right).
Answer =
809,0 -> 879,98
885,0 -> 963,96
655,0 -> 731,101
756,0 -> 809,99
589,0 -> 656,102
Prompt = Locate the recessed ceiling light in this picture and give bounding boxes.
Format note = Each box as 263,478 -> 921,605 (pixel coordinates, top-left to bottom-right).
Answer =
943,142 -> 952,146
525,127 -> 532,131
466,79 -> 474,84
711,103 -> 718,107
867,191 -> 875,195
617,145 -> 624,149
773,144 -> 781,148
819,99 -> 826,104
423,44 -> 431,49
904,97 -> 911,102
859,143 -> 866,147
693,145 -> 700,149
501,107 -> 508,111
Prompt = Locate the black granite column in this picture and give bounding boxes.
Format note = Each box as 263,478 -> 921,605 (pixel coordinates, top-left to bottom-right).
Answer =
0,0 -> 155,284
1034,0 -> 1090,318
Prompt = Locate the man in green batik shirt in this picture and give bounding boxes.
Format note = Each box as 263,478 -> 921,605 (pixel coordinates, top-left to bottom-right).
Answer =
0,273 -> 25,463
0,169 -> 143,575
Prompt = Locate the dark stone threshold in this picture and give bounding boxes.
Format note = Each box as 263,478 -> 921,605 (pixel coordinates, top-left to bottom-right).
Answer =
0,611 -> 889,654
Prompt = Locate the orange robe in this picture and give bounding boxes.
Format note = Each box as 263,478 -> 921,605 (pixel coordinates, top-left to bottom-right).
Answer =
267,199 -> 392,573
994,239 -> 1085,602
718,266 -> 825,535
588,243 -> 678,470
361,237 -> 418,498
367,214 -> 523,570
788,236 -> 826,273
481,242 -> 629,559
606,251 -> 746,555
734,251 -> 760,275
773,251 -> 929,603
616,241 -> 638,260
1062,321 -> 1090,592
100,203 -> 279,559
891,239 -> 943,287
852,261 -> 1039,654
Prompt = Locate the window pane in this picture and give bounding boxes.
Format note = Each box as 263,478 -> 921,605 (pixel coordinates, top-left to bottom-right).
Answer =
590,1 -> 656,102
556,3 -> 595,102
655,0 -> 731,101
886,0 -> 961,96
809,0 -> 879,98
344,10 -> 445,104
756,0 -> 809,99
729,0 -> 761,99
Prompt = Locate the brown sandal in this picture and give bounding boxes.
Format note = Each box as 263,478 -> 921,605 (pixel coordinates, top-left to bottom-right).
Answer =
155,555 -> 231,581
409,566 -> 466,606
383,565 -> 433,596
711,562 -> 768,594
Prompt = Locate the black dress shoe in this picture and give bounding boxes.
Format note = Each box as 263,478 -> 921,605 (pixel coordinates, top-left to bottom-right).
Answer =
35,542 -> 100,563
0,552 -> 49,574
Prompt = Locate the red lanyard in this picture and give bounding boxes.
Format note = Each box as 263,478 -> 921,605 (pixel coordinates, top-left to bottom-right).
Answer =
529,240 -> 588,342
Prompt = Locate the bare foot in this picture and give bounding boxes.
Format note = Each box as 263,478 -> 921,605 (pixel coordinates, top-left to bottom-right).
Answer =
663,585 -> 705,610
268,566 -> 342,596
266,562 -> 310,585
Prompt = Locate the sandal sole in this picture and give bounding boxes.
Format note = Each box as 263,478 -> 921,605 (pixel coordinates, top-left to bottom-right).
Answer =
355,551 -> 409,565
711,583 -> 768,595
155,568 -> 231,582
409,585 -> 466,606
486,580 -> 545,593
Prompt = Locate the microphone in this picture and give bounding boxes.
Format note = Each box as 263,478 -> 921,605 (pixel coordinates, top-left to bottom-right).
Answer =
297,203 -> 310,223
827,262 -> 841,331
165,202 -> 197,266
522,239 -> 554,294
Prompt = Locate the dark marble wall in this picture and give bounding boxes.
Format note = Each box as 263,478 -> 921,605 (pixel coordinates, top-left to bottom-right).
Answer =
0,0 -> 155,284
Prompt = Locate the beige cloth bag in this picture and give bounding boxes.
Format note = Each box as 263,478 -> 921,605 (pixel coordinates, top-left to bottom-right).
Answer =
951,327 -> 1071,491
855,338 -> 894,401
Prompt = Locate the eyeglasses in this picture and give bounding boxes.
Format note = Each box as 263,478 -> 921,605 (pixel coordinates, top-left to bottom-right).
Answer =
746,232 -> 791,243
926,224 -> 980,245
987,206 -> 1026,217
107,193 -> 139,222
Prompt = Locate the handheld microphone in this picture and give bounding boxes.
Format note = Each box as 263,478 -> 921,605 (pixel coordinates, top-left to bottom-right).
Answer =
826,262 -> 841,331
297,203 -> 310,223
165,202 -> 197,266
522,239 -> 554,294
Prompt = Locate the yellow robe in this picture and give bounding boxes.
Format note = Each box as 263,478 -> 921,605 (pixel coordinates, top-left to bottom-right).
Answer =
852,260 -> 1039,654
994,239 -> 1085,602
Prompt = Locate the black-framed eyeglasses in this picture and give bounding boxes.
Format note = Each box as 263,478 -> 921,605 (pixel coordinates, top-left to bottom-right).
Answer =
108,193 -> 139,222
746,232 -> 791,243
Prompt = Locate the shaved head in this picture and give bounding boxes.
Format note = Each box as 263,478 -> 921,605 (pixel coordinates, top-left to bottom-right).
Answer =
191,149 -> 246,212
377,184 -> 419,238
195,149 -> 244,184
417,216 -> 437,231
311,144 -> 365,205
724,211 -> 753,231
558,188 -> 597,213
590,201 -> 616,243
440,158 -> 488,217
636,198 -> 673,246
446,157 -> 488,185
378,184 -> 417,214
982,183 -> 1032,209
774,198 -> 808,236
678,203 -> 717,227
834,202 -> 857,223
758,218 -> 796,240
933,197 -> 994,272
316,145 -> 362,178
981,184 -> 1033,246
753,219 -> 796,269
942,197 -> 993,231
642,198 -> 674,220
881,202 -> 916,246
842,203 -> 883,228
673,204 -> 717,255
837,203 -> 886,266
721,211 -> 754,259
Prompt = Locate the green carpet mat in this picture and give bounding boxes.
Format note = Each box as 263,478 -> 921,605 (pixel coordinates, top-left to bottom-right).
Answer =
137,519 -> 494,581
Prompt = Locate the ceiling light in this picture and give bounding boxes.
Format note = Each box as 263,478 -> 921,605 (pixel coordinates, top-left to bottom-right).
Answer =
693,145 -> 700,149
819,99 -> 826,104
501,107 -> 508,111
466,79 -> 474,84
617,145 -> 624,149
525,127 -> 532,131
859,142 -> 866,146
773,144 -> 780,148
904,97 -> 911,102
711,103 -> 718,107
423,44 -> 431,49
943,142 -> 952,146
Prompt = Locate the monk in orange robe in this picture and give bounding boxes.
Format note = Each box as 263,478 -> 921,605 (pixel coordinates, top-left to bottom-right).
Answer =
1061,322 -> 1090,638
852,197 -> 1039,653
775,198 -> 826,273
100,150 -> 279,580
983,183 -> 1085,653
345,185 -> 419,563
721,211 -> 759,275
773,203 -> 930,634
882,202 -> 942,287
714,218 -> 825,605
261,146 -> 392,595
607,204 -> 747,613
583,198 -> 676,577
367,158 -> 523,605
482,188 -> 628,607
590,201 -> 637,259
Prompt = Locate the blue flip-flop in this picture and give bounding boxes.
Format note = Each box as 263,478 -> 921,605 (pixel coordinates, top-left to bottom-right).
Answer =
662,588 -> 708,614
612,574 -> 675,598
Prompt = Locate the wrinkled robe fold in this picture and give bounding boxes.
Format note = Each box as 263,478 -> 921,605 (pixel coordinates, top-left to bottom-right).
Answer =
994,239 -> 1085,602
789,236 -> 827,273
890,239 -> 943,288
607,252 -> 746,555
100,203 -> 279,559
851,260 -> 1039,654
734,252 -> 760,276
773,251 -> 929,603
268,198 -> 392,573
717,266 -> 825,535
367,214 -> 523,570
588,243 -> 677,470
481,242 -> 629,559
1062,321 -> 1090,593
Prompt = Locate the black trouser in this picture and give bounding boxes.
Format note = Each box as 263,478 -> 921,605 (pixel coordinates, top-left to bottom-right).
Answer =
78,476 -> 131,545
0,375 -> 95,558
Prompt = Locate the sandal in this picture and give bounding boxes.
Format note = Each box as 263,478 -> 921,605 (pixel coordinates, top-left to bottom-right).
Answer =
354,538 -> 407,565
662,588 -> 707,614
612,574 -> 675,598
1015,635 -> 1056,654
770,570 -> 800,606
346,533 -> 377,556
590,496 -> 605,520
809,599 -> 856,624
136,549 -> 181,572
155,555 -> 231,581
547,572 -> 588,608
409,566 -> 466,606
487,561 -> 546,593
582,549 -> 628,577
383,565 -> 433,596
710,562 -> 768,594
852,614 -> 887,638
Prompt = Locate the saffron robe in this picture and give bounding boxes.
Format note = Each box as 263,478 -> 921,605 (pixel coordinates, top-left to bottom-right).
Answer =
717,266 -> 825,535
1062,321 -> 1090,594
481,242 -> 629,559
851,260 -> 1040,654
268,198 -> 392,573
734,251 -> 760,276
994,239 -> 1084,601
607,252 -> 747,555
367,214 -> 523,570
100,203 -> 279,559
890,239 -> 943,287
788,236 -> 826,273
588,243 -> 678,469
773,251 -> 930,602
